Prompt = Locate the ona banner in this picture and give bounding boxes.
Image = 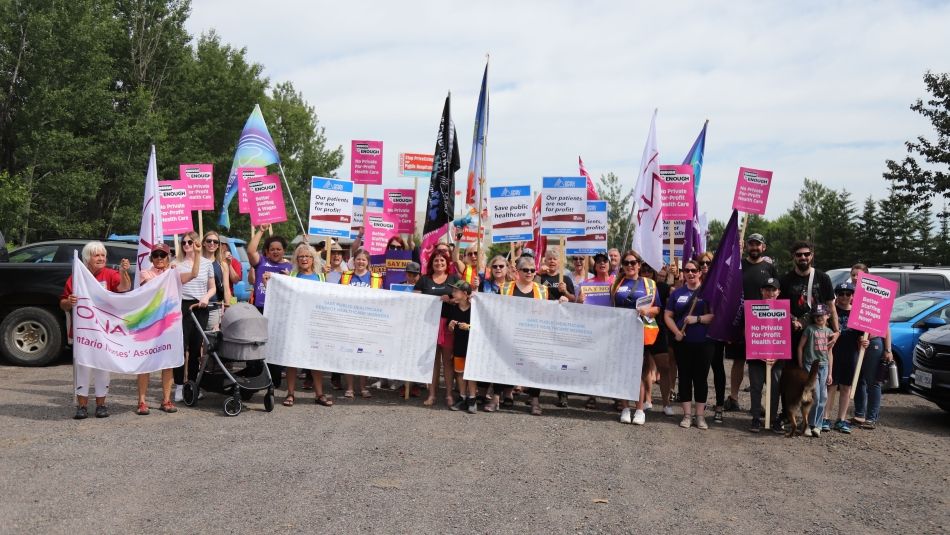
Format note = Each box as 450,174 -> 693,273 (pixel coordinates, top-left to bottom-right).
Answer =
352,196 -> 384,238
237,167 -> 266,214
540,177 -> 586,236
262,274 -> 441,383
158,180 -> 193,234
364,212 -> 399,255
489,185 -> 532,243
744,299 -> 792,360
732,167 -> 773,215
383,188 -> 416,234
179,164 -> 214,210
309,177 -> 353,238
398,152 -> 434,178
849,273 -> 898,337
659,164 -> 694,221
566,200 -> 608,255
464,294 -> 643,399
351,140 -> 384,185
248,174 -> 287,226
71,254 -> 184,374
578,282 -> 612,307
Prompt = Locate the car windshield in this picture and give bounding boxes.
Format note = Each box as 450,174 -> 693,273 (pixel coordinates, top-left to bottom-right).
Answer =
891,294 -> 943,322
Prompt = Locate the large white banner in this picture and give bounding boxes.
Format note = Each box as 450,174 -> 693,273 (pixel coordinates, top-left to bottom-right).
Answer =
465,293 -> 644,400
72,255 -> 184,374
262,274 -> 441,383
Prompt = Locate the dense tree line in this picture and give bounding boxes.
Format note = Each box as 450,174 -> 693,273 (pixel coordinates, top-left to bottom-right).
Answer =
0,0 -> 343,245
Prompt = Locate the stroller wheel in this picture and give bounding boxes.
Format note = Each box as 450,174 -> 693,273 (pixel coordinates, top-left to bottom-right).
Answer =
264,392 -> 275,412
223,396 -> 242,416
183,381 -> 198,407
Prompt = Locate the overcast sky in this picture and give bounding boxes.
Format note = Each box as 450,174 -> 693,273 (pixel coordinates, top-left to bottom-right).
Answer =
187,1 -> 950,223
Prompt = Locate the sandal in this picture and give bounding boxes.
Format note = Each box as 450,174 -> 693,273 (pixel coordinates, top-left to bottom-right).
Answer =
483,400 -> 497,412
360,389 -> 372,399
315,394 -> 334,407
136,401 -> 150,415
423,396 -> 436,406
282,395 -> 295,407
343,390 -> 355,400
585,397 -> 598,410
159,401 -> 177,413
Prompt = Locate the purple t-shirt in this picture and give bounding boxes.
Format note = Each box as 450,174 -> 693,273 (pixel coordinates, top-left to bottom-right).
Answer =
254,258 -> 293,309
666,285 -> 709,343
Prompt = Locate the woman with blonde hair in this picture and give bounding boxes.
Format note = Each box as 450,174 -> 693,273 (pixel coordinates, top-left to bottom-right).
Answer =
201,230 -> 230,331
283,243 -> 333,407
481,254 -> 511,294
173,231 -> 216,402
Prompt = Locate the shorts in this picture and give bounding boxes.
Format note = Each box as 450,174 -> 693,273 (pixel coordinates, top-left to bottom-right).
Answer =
832,349 -> 858,385
453,356 -> 466,373
206,305 -> 222,331
725,342 -> 746,360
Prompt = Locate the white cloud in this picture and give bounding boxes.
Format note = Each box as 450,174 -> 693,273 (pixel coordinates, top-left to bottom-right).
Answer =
187,0 -> 950,224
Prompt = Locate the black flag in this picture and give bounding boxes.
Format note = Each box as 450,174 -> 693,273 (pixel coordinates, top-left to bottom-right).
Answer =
421,94 -> 461,270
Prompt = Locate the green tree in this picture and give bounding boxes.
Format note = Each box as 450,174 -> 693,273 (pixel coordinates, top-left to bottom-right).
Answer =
594,171 -> 632,250
936,203 -> 950,266
883,71 -> 950,209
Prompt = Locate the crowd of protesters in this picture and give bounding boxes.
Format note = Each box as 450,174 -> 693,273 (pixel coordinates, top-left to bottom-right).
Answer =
62,226 -> 894,437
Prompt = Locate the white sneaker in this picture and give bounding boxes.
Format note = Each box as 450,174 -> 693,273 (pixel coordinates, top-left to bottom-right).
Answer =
679,415 -> 692,428
812,427 -> 821,437
696,415 -> 709,430
174,385 -> 184,402
663,405 -> 674,416
620,407 -> 632,424
643,401 -> 653,410
804,427 -> 813,437
632,409 -> 646,425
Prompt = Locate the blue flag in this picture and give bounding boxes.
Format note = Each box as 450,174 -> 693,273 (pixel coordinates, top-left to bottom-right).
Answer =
218,104 -> 281,228
700,209 -> 743,343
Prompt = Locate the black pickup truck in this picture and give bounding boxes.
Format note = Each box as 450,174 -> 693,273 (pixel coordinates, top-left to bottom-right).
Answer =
0,239 -> 138,366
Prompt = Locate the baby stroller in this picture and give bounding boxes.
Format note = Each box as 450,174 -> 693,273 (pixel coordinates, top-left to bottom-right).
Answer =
182,302 -> 275,416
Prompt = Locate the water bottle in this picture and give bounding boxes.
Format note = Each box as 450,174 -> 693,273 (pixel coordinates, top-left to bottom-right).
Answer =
886,361 -> 900,389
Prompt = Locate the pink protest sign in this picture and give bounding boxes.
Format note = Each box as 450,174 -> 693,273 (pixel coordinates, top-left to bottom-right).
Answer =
363,212 -> 399,255
248,175 -> 287,227
744,299 -> 792,360
658,164 -> 694,220
383,188 -> 416,234
732,167 -> 773,215
179,164 -> 214,210
237,167 -> 266,214
849,273 -> 898,337
351,140 -> 383,185
158,180 -> 193,235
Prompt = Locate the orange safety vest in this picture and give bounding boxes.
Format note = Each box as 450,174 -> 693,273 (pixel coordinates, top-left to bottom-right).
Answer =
501,281 -> 548,300
340,271 -> 383,288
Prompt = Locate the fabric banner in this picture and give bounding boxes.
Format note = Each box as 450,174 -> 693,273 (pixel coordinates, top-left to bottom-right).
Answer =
135,146 -> 164,287
464,294 -> 643,400
744,299 -> 792,360
631,110 -> 664,272
218,104 -> 281,228
71,255 -> 184,374
262,274 -> 440,383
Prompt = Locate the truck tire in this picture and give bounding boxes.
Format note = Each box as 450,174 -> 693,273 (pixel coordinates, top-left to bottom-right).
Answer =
0,307 -> 64,366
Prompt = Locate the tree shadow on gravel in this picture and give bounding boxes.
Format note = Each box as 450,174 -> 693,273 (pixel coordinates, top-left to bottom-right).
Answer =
877,404 -> 950,437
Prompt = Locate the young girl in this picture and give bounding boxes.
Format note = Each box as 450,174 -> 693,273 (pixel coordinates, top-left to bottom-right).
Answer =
447,281 -> 477,414
797,304 -> 836,437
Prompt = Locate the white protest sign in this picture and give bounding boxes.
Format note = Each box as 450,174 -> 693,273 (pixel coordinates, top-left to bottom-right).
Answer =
565,200 -> 608,255
489,185 -> 533,243
464,293 -> 643,399
540,177 -> 586,236
309,177 -> 353,238
262,274 -> 440,383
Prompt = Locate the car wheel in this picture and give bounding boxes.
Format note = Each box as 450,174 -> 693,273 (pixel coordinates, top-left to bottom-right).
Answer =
0,307 -> 64,366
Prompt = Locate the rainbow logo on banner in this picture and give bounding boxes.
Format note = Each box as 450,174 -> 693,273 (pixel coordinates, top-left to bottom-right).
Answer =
123,287 -> 182,341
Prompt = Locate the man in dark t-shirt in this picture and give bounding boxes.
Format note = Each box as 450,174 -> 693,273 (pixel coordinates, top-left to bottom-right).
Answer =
779,240 -> 838,350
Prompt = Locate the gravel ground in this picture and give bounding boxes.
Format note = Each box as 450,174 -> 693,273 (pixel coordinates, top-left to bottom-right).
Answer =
0,360 -> 948,535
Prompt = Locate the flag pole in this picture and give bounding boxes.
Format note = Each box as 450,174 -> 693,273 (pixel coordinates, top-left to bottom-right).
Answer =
476,55 -> 489,272
738,212 -> 749,247
277,162 -> 308,240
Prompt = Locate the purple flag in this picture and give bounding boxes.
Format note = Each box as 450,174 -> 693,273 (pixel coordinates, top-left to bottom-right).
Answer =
700,209 -> 743,343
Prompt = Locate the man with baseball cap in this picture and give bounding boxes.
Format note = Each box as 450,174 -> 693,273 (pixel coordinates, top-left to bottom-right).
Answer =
725,233 -> 779,413
405,261 -> 422,287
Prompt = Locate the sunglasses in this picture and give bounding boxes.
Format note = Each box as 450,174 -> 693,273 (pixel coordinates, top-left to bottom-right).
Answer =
683,268 -> 699,273
622,259 -> 640,266
699,261 -> 711,266
492,264 -> 506,269
520,268 -> 536,274
466,252 -> 478,257
298,255 -> 313,260
183,239 -> 194,245
794,251 -> 812,258
837,292 -> 854,297
151,251 -> 168,259
388,244 -> 401,250
204,239 -> 219,245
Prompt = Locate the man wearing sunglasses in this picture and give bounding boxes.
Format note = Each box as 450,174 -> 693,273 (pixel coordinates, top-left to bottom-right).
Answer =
780,240 -> 838,350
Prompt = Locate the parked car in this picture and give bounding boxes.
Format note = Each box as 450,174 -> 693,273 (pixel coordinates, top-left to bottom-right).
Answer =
911,325 -> 950,412
106,234 -> 252,302
889,291 -> 950,388
0,239 -> 138,366
828,264 -> 950,297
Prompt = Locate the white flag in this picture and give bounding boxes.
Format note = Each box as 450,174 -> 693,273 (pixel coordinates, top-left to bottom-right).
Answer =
71,254 -> 184,374
134,146 -> 163,288
631,110 -> 664,271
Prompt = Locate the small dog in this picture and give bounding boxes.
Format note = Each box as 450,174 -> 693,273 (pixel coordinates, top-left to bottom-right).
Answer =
779,362 -> 821,437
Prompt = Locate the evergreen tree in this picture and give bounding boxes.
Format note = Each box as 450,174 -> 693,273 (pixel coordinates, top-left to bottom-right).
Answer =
594,172 -> 632,250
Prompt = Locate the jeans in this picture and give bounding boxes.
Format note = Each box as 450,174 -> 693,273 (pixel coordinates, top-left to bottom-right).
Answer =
805,361 -> 829,428
710,341 -> 726,407
854,337 -> 884,422
748,359 -> 783,423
